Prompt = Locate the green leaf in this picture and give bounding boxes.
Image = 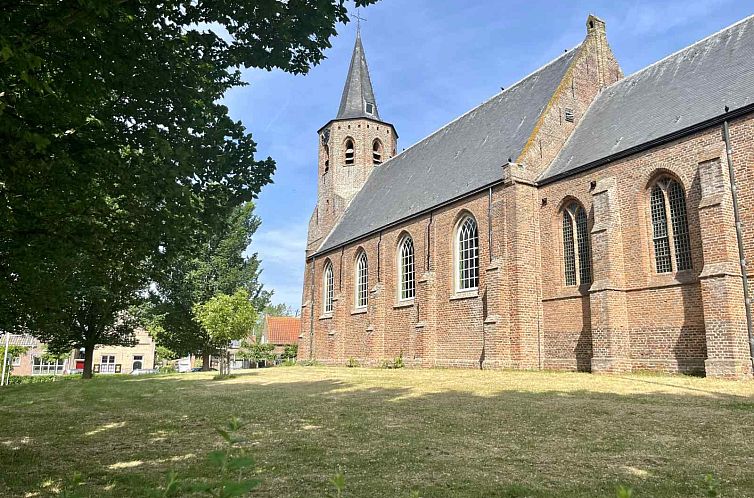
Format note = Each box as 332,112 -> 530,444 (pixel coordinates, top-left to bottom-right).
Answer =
207,450 -> 226,467
227,455 -> 254,471
221,479 -> 261,497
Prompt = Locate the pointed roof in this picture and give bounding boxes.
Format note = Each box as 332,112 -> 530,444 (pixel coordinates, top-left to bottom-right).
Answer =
316,47 -> 580,254
542,14 -> 754,182
336,31 -> 380,120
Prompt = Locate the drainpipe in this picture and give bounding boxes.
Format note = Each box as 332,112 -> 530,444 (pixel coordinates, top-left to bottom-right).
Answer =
722,120 -> 754,370
487,187 -> 493,262
308,258 -> 315,360
1,332 -> 9,387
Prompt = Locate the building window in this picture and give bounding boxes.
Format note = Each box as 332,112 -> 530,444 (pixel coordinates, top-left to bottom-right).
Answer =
100,355 -> 116,374
345,138 -> 355,165
650,177 -> 692,273
12,355 -> 21,367
32,357 -> 65,375
456,216 -> 479,291
562,202 -> 592,286
365,101 -> 375,115
323,145 -> 330,173
372,139 -> 383,165
398,236 -> 415,300
323,262 -> 334,314
132,355 -> 143,371
355,251 -> 368,308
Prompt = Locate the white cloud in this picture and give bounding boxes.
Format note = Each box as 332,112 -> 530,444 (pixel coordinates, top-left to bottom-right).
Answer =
249,222 -> 308,311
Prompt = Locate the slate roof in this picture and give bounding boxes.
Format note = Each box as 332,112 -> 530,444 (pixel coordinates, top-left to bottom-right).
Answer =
318,47 -> 580,253
263,316 -> 301,345
541,14 -> 754,182
337,31 -> 380,120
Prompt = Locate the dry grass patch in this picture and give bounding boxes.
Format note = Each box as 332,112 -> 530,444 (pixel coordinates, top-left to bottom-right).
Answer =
0,367 -> 753,497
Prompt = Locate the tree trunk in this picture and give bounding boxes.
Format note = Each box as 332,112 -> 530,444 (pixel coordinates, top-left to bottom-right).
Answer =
82,343 -> 95,379
201,349 -> 211,371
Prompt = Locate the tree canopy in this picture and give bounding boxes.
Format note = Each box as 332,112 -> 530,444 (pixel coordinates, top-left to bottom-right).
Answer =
0,0 -> 377,377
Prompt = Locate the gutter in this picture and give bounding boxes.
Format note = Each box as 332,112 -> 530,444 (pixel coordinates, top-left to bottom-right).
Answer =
310,104 -> 754,259
722,119 -> 754,371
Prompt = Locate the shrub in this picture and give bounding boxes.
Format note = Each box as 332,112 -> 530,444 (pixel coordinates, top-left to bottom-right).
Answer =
281,344 -> 298,361
7,375 -> 76,385
299,359 -> 321,367
346,357 -> 360,368
379,353 -> 404,369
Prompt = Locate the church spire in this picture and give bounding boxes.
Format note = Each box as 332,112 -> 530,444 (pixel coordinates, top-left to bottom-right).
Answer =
336,30 -> 380,120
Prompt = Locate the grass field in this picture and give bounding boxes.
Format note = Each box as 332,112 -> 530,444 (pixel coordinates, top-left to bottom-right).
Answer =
1,367 -> 754,497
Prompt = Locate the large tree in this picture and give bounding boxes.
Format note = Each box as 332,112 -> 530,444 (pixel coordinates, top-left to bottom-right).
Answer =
147,202 -> 270,370
0,1 -> 376,377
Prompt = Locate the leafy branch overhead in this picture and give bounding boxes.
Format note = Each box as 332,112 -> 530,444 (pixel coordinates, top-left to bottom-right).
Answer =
0,0 -> 377,377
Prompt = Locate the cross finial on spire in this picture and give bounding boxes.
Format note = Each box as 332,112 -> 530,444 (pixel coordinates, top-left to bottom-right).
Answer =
354,9 -> 366,33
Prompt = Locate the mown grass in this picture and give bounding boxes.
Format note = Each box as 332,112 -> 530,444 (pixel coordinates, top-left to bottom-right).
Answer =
1,367 -> 754,497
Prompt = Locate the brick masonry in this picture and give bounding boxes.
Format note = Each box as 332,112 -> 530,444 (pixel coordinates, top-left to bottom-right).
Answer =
299,16 -> 754,379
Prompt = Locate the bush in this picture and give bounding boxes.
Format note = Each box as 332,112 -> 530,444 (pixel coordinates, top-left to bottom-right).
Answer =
281,343 -> 298,361
346,357 -> 360,368
7,375 -> 76,385
281,359 -> 296,367
379,353 -> 404,369
299,359 -> 320,367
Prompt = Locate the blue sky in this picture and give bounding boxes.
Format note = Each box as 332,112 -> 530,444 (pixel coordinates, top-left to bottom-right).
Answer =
226,0 -> 753,312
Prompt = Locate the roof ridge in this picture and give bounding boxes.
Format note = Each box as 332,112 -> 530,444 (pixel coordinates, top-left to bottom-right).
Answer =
374,43 -> 585,170
600,13 -> 754,94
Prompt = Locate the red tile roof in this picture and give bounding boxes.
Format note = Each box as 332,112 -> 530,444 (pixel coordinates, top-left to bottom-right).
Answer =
264,316 -> 301,345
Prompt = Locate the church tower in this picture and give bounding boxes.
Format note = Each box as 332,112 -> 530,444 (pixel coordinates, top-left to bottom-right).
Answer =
306,30 -> 398,255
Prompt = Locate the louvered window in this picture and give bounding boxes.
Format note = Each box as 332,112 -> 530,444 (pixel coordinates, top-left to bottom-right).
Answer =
345,139 -> 354,165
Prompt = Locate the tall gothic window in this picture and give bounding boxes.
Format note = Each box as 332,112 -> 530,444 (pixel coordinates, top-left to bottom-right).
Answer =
372,139 -> 383,165
562,202 -> 592,286
398,236 -> 415,300
355,251 -> 368,308
323,262 -> 334,314
456,215 -> 479,291
345,138 -> 355,165
650,177 -> 692,273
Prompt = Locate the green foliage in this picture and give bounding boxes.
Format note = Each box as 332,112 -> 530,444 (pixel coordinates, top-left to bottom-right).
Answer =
1,344 -> 29,367
155,345 -> 178,363
147,203 -> 270,360
193,290 -> 257,347
330,469 -> 346,498
186,418 -> 260,497
1,0 -> 377,377
346,357 -> 360,368
616,485 -> 633,498
6,375 -> 76,385
380,353 -> 405,369
704,473 -> 720,497
281,344 -> 298,361
239,342 -> 275,367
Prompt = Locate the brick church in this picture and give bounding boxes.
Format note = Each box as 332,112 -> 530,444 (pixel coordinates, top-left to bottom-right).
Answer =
299,14 -> 754,378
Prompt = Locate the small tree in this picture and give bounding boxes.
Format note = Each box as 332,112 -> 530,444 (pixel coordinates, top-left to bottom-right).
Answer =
281,344 -> 298,362
193,289 -> 257,376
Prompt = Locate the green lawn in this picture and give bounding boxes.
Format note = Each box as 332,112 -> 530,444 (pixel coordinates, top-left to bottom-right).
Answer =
1,367 -> 754,497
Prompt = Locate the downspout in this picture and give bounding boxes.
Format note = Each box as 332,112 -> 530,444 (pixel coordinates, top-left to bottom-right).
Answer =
426,212 -> 433,271
487,187 -> 493,262
308,258 -> 315,360
723,120 -> 754,370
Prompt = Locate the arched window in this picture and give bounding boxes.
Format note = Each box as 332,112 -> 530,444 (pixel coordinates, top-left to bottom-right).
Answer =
355,251 -> 368,308
372,139 -> 383,165
455,216 -> 479,291
398,236 -> 415,300
562,202 -> 592,286
345,138 -> 355,165
650,177 -> 692,273
323,262 -> 334,314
